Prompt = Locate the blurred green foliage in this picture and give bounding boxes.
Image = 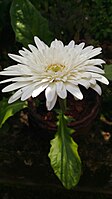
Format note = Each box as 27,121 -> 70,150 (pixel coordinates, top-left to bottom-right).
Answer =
105,65 -> 112,81
29,0 -> 112,44
0,98 -> 27,128
10,0 -> 53,46
0,0 -> 112,46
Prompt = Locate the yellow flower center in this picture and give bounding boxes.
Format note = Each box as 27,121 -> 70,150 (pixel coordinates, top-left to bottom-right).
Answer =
46,64 -> 65,72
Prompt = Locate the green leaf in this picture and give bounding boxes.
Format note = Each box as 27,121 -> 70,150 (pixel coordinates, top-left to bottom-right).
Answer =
0,98 -> 27,128
104,64 -> 112,80
48,112 -> 81,189
10,0 -> 53,46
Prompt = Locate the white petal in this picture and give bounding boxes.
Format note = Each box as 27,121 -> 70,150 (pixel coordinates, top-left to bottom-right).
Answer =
90,84 -> 102,95
82,46 -> 94,54
22,47 -> 31,53
0,70 -> 22,76
66,40 -> 75,48
66,83 -> 83,100
4,64 -> 29,72
50,39 -> 64,48
67,79 -> 78,85
75,42 -> 85,52
0,78 -> 15,84
87,59 -> 105,66
2,82 -> 30,92
34,36 -> 48,51
0,76 -> 35,84
56,82 -> 67,99
28,45 -> 42,65
45,84 -> 56,102
18,50 -> 26,56
8,53 -> 27,64
80,72 -> 92,79
88,47 -> 102,58
85,66 -> 104,74
19,49 -> 30,57
18,66 -> 32,75
3,65 -> 32,76
32,82 -> 49,97
4,64 -> 20,71
28,44 -> 38,53
8,89 -> 22,103
46,94 -> 57,111
21,84 -> 36,101
90,73 -> 109,85
90,79 -> 96,85
77,79 -> 90,89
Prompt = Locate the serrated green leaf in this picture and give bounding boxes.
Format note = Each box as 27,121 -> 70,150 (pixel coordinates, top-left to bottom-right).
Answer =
0,98 -> 27,128
10,0 -> 53,46
104,64 -> 112,80
48,112 -> 81,189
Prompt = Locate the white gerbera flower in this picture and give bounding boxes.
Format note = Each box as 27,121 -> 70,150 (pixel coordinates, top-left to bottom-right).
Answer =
0,37 -> 109,110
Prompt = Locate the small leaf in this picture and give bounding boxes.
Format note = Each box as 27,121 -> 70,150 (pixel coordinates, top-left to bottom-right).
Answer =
48,112 -> 81,189
0,98 -> 27,128
10,0 -> 53,46
104,64 -> 112,80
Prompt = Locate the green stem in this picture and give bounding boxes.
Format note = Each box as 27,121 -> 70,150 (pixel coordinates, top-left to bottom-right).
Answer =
58,98 -> 67,113
58,98 -> 67,181
58,111 -> 66,182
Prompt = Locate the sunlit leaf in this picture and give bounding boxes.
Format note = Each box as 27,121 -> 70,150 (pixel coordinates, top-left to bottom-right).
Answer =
10,0 -> 53,46
48,112 -> 81,189
0,98 -> 27,128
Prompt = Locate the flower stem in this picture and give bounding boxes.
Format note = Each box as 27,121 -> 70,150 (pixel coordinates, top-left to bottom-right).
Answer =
58,98 -> 67,113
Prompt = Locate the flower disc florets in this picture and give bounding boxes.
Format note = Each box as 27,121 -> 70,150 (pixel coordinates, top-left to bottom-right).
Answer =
0,37 -> 109,110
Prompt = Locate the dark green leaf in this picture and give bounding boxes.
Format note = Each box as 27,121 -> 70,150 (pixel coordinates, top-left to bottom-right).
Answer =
0,98 -> 27,128
10,0 -> 53,46
49,112 -> 81,189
